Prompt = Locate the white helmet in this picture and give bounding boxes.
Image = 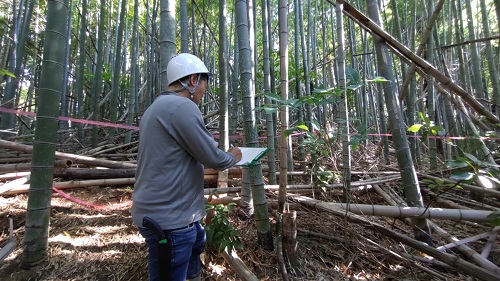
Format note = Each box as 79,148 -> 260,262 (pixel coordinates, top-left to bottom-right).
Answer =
167,53 -> 210,86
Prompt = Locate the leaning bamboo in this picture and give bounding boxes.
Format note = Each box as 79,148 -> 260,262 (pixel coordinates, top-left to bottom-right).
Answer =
0,139 -> 137,169
327,0 -> 500,125
291,195 -> 498,280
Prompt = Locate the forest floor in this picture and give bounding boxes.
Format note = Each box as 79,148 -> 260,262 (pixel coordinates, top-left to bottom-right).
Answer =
0,139 -> 499,280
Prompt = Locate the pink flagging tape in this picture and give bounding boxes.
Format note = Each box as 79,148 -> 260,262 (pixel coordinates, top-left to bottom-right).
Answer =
52,187 -> 132,211
2,107 -> 499,140
0,107 -> 139,131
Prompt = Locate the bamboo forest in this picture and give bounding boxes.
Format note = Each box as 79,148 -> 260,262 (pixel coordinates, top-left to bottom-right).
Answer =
0,0 -> 499,279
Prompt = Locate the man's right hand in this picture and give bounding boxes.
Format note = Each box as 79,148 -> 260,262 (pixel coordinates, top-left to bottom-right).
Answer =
228,146 -> 242,163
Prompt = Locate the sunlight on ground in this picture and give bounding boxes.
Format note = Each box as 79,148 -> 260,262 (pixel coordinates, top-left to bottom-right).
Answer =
207,262 -> 227,276
48,231 -> 142,246
64,213 -> 115,219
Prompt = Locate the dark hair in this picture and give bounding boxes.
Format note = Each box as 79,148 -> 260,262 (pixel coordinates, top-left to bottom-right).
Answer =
199,73 -> 209,82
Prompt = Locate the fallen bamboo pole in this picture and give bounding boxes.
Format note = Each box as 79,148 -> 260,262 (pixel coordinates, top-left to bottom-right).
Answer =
206,195 -> 496,222
221,250 -> 259,281
0,139 -> 137,169
2,178 -> 135,195
290,195 -> 499,280
0,159 -> 73,173
324,202 -> 494,222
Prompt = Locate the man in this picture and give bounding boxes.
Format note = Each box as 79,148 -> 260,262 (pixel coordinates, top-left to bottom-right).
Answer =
132,53 -> 242,281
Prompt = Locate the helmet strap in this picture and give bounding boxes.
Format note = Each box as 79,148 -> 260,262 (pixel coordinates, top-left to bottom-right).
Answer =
176,74 -> 201,100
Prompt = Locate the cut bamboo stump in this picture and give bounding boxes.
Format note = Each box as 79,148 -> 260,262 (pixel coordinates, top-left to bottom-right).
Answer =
283,211 -> 299,268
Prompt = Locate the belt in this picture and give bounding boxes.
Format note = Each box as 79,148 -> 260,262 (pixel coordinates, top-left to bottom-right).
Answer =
167,222 -> 194,231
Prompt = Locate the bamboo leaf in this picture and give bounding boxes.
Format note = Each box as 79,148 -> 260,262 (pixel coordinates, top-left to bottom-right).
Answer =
367,76 -> 389,83
407,124 -> 423,132
430,126 -> 445,135
346,66 -> 361,84
463,153 -> 480,165
0,68 -> 16,78
450,172 -> 475,181
255,106 -> 279,114
487,211 -> 500,226
295,124 -> 309,131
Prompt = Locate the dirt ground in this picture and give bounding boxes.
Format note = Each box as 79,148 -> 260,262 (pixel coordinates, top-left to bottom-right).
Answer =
1,182 -> 498,281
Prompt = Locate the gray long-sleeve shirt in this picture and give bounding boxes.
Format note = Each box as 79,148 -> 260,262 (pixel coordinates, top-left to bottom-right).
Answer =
131,93 -> 235,229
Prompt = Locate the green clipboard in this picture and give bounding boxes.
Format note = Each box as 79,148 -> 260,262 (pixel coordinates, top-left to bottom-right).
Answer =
235,147 -> 271,167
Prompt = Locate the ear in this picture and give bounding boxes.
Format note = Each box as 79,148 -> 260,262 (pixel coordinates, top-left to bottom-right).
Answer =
189,74 -> 198,86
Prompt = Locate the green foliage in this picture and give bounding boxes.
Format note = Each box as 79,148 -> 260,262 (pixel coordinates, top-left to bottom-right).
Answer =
349,123 -> 376,151
203,203 -> 243,254
0,68 -> 16,78
421,178 -> 461,190
407,112 -> 445,142
487,211 -> 500,226
102,64 -> 112,85
255,67 -> 387,187
284,120 -> 341,188
446,153 -> 500,189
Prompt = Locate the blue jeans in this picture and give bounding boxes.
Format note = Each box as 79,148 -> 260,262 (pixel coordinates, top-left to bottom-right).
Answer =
138,221 -> 206,281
